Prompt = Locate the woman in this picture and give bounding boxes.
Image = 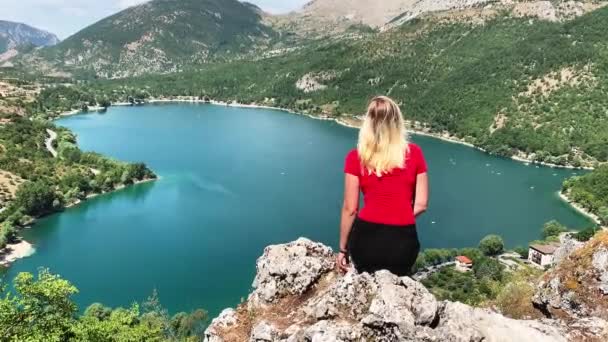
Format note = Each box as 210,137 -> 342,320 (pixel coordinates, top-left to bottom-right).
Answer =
337,96 -> 429,276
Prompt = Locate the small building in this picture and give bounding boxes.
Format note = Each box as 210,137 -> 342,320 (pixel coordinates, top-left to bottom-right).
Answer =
528,244 -> 560,267
455,255 -> 473,272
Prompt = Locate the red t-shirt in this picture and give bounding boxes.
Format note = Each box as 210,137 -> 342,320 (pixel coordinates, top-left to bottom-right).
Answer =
344,143 -> 427,226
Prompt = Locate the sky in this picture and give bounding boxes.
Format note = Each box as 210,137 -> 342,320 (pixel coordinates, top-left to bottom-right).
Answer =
0,0 -> 310,39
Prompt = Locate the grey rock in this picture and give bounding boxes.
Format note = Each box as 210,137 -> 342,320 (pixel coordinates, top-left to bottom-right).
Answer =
207,239 -> 571,342
204,308 -> 238,342
553,234 -> 583,264
362,270 -> 438,334
302,320 -> 364,342
592,247 -> 608,272
593,247 -> 608,295
250,321 -> 278,342
437,301 -> 567,342
305,271 -> 376,320
249,238 -> 335,308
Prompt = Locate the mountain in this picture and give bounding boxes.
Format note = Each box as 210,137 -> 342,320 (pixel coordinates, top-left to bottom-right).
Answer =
268,0 -> 608,38
0,21 -> 59,51
0,21 -> 59,63
33,0 -> 276,78
269,0 -> 493,37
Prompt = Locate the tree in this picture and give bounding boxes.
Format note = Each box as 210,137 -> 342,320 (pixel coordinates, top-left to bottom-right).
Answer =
13,180 -> 59,216
599,207 -> 608,225
574,226 -> 600,242
458,247 -> 483,262
99,98 -> 112,108
0,270 -> 206,341
542,220 -> 567,239
473,257 -> 505,281
479,235 -> 504,256
0,269 -> 78,341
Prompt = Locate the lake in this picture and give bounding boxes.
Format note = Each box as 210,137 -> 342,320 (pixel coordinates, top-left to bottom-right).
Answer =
4,103 -> 592,316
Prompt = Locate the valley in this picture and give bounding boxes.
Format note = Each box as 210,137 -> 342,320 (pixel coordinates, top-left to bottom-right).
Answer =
0,0 -> 607,341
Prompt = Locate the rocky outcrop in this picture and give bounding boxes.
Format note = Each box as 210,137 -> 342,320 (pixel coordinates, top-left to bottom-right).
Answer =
295,72 -> 338,93
552,233 -> 584,265
205,238 -> 567,341
0,20 -> 59,53
533,231 -> 608,340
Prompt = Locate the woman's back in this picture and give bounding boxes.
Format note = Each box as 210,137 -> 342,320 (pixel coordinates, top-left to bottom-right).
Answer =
344,143 -> 427,226
337,96 -> 429,277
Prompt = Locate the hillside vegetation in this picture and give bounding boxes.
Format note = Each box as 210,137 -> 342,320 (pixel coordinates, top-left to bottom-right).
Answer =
564,165 -> 608,224
34,8 -> 608,168
29,0 -> 276,78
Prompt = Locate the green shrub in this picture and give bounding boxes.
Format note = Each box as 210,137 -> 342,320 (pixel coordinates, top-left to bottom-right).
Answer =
479,235 -> 504,256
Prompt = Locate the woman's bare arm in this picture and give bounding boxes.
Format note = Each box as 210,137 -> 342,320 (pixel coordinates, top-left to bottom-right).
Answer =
413,172 -> 429,217
339,174 -> 360,252
337,173 -> 359,273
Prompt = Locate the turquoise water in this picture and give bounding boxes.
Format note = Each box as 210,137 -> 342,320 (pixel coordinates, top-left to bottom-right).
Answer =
5,103 -> 591,316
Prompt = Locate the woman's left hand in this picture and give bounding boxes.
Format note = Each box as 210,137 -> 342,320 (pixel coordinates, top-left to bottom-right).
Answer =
336,252 -> 350,273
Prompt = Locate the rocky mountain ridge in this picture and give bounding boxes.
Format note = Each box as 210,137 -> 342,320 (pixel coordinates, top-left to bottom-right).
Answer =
24,0 -> 276,78
17,0 -> 608,77
0,20 -> 59,63
202,238 -> 608,341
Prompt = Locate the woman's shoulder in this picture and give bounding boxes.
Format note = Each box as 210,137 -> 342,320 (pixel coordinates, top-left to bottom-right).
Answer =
408,143 -> 423,154
346,148 -> 359,159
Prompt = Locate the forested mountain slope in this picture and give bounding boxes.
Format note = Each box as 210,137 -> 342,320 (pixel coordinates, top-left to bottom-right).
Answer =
65,7 -> 607,167
25,0 -> 276,78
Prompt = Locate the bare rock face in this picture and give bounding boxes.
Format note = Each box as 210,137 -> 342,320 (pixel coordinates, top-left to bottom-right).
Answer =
532,232 -> 608,340
248,238 -> 335,308
553,233 -> 584,265
592,247 -> 608,295
205,239 -> 567,342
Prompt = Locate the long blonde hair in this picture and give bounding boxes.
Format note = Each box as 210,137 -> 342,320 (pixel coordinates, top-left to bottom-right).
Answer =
357,96 -> 408,176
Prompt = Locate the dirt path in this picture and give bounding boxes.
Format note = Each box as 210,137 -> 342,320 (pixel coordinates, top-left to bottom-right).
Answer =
45,129 -> 58,158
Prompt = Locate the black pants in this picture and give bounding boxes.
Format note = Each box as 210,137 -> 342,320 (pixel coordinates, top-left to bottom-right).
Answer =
348,218 -> 420,276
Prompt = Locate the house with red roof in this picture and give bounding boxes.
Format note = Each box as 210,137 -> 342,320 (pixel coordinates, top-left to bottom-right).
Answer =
455,255 -> 473,272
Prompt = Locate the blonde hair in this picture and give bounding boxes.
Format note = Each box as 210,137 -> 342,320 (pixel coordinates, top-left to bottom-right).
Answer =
357,96 -> 408,176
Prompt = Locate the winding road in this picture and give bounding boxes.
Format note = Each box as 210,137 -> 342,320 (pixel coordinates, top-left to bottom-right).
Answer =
45,129 -> 58,158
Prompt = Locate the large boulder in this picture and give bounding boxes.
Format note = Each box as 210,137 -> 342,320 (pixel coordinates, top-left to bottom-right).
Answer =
552,233 -> 584,265
248,238 -> 335,308
205,239 -> 569,342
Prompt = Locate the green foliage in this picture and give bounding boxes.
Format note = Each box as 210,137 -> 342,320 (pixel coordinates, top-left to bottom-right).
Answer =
0,269 -> 78,341
36,0 -> 277,77
13,180 -> 59,217
0,117 -> 155,227
563,165 -> 608,220
473,257 -> 505,282
542,220 -> 568,239
478,235 -> 504,256
573,226 -> 601,242
422,266 -> 502,306
599,207 -> 608,225
513,246 -> 529,259
0,269 -> 207,341
0,222 -> 17,249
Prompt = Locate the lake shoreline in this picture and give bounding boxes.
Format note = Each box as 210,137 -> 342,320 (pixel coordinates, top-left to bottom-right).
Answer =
57,99 -> 597,171
558,191 -> 602,225
0,177 -> 158,267
0,240 -> 35,267
135,97 -> 596,170
10,98 -> 591,268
